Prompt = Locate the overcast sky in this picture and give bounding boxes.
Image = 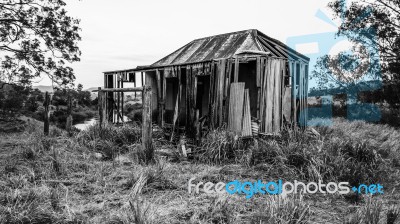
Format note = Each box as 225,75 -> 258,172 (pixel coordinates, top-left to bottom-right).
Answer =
36,0 -> 344,89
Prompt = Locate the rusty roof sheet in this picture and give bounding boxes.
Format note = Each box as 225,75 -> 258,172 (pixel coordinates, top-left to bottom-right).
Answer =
151,29 -> 309,68
103,29 -> 309,74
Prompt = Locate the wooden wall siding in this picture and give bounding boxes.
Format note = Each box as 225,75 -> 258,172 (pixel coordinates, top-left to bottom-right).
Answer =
102,55 -> 309,138
228,82 -> 245,134
242,89 -> 252,137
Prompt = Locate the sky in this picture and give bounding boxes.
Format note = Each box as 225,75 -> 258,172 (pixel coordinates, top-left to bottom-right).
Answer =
36,0 -> 346,89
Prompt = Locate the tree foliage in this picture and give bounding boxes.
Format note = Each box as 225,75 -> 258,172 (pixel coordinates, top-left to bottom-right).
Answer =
0,0 -> 81,87
329,0 -> 400,82
312,0 -> 400,108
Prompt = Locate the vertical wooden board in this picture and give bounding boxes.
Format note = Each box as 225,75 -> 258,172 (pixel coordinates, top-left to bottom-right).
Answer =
185,66 -> 191,133
193,76 -> 198,108
256,57 -> 261,87
292,62 -> 297,125
305,65 -> 309,127
260,58 -> 269,132
218,60 -> 226,126
256,57 -> 262,119
234,58 -> 239,83
209,63 -> 216,128
228,82 -> 245,134
273,60 -> 282,133
162,71 -> 166,128
223,60 -> 232,123
156,70 -> 161,125
280,61 -> 285,127
242,89 -> 252,137
265,59 -> 274,133
299,63 -> 304,127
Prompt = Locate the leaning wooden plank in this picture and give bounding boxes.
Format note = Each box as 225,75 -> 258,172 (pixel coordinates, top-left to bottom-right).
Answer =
242,89 -> 252,137
170,90 -> 180,142
265,59 -> 274,133
260,58 -> 268,132
228,82 -> 245,134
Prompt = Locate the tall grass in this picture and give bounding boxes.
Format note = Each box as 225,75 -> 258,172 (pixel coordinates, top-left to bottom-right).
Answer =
76,123 -> 141,160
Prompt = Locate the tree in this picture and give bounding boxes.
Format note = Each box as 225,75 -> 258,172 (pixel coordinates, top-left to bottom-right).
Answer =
312,0 -> 400,108
328,0 -> 399,83
0,0 -> 81,87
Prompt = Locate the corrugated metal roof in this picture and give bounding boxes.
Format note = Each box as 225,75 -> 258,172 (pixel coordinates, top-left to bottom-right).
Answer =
103,29 -> 309,74
151,29 -> 309,67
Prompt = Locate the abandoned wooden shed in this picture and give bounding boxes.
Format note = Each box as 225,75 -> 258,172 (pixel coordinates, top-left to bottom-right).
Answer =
103,29 -> 309,138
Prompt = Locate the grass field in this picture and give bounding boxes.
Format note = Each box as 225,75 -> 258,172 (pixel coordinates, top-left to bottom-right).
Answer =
0,117 -> 399,223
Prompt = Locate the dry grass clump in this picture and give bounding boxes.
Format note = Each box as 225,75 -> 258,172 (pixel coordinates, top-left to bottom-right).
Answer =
76,123 -> 141,160
242,194 -> 310,223
198,127 -> 253,164
344,197 -> 400,224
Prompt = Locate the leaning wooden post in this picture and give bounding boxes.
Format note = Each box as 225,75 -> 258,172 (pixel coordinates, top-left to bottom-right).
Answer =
142,86 -> 153,163
44,91 -> 50,135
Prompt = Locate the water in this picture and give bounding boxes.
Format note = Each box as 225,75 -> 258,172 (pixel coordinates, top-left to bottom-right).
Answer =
74,117 -> 97,131
73,116 -> 131,131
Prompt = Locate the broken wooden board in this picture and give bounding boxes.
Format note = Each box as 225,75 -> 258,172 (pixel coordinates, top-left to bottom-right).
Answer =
228,82 -> 245,134
242,89 -> 252,137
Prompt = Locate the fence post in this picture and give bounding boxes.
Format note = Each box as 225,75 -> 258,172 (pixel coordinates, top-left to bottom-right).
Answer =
142,86 -> 153,163
44,91 -> 50,135
66,93 -> 73,135
98,87 -> 103,127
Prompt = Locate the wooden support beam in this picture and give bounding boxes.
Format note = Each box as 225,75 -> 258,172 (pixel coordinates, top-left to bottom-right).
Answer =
94,87 -> 145,92
121,75 -> 124,123
162,71 -> 166,128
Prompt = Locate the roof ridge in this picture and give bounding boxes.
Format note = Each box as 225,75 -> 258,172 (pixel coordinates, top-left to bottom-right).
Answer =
191,29 -> 257,42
